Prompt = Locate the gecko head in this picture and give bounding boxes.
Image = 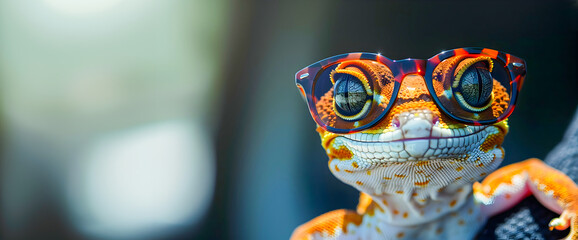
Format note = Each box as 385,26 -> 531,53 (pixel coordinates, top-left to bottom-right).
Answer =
315,58 -> 512,201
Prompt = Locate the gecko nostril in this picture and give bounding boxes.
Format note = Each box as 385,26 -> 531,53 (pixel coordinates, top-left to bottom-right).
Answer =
392,118 -> 401,128
432,115 -> 440,125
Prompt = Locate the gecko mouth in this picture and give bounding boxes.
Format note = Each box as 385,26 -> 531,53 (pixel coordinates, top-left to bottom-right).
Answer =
335,125 -> 502,162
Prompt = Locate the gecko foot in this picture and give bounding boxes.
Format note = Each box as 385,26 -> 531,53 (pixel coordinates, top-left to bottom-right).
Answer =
549,209 -> 578,240
549,217 -> 568,231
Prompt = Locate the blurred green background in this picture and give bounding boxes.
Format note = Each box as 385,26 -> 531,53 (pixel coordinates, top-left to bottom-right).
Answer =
0,0 -> 577,239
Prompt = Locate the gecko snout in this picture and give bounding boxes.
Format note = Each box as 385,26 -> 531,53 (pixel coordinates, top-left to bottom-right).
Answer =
392,109 -> 438,139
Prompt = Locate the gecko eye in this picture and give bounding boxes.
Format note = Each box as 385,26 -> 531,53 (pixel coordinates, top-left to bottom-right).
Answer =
453,61 -> 494,112
333,73 -> 372,121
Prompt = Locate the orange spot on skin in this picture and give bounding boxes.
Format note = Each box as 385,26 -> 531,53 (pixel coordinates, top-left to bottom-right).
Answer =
456,166 -> 464,172
395,174 -> 406,178
393,209 -> 399,215
375,226 -> 382,234
457,188 -> 463,193
396,232 -> 405,238
352,162 -> 359,168
412,193 -> 418,197
366,170 -> 371,175
480,172 -> 487,177
328,145 -> 353,160
403,212 -> 408,218
415,161 -> 429,167
476,159 -> 484,167
382,199 -> 389,206
356,193 -> 384,216
505,193 -> 511,199
414,179 -> 430,187
395,190 -> 404,194
344,170 -> 354,173
458,219 -> 465,225
356,181 -> 363,186
449,200 -> 457,207
455,177 -> 462,181
356,193 -> 372,214
334,165 -> 340,172
437,166 -> 444,171
290,209 -> 362,238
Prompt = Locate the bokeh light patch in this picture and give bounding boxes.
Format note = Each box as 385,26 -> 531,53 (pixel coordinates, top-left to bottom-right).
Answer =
67,120 -> 215,239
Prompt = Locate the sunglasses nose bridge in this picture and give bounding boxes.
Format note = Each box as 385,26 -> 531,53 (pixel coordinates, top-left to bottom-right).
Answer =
393,59 -> 428,83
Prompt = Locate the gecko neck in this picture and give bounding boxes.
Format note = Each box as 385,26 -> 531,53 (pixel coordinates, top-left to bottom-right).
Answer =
365,182 -> 475,226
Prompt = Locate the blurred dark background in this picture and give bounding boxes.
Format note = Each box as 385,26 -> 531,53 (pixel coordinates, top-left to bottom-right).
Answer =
1,0 -> 577,240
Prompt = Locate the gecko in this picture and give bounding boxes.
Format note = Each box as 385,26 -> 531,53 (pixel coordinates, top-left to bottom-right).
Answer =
291,48 -> 578,240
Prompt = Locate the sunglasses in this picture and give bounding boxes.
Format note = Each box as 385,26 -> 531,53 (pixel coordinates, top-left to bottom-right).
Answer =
295,48 -> 526,134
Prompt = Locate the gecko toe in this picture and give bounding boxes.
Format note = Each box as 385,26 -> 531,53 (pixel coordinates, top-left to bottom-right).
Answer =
549,218 -> 567,231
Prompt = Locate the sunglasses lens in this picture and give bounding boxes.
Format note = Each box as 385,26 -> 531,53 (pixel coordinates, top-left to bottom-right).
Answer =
431,55 -> 512,122
312,60 -> 396,132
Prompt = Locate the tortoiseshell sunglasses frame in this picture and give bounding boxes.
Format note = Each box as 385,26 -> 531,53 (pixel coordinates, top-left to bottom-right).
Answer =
295,47 -> 527,134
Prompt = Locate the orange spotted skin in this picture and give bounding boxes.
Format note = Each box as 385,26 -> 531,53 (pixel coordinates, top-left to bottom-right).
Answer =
292,210 -> 363,240
474,158 -> 578,237
292,55 -> 578,240
328,145 -> 354,160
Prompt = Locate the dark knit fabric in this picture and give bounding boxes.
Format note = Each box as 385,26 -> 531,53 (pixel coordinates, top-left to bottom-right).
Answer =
545,108 -> 578,182
477,108 -> 578,239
